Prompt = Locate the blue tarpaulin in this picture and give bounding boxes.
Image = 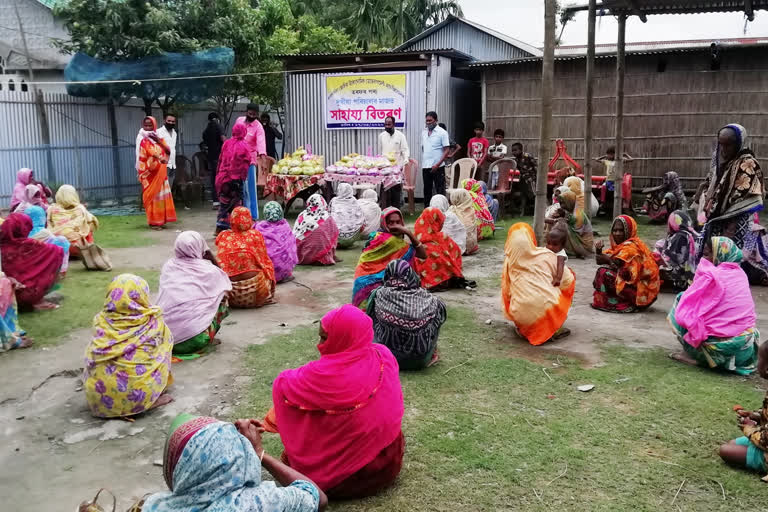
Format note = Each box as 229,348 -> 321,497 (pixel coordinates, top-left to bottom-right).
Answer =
64,47 -> 235,103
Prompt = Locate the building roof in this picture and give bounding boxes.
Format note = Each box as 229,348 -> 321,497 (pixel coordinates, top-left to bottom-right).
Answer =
394,15 -> 542,57
279,49 -> 474,71
563,0 -> 768,19
35,0 -> 57,8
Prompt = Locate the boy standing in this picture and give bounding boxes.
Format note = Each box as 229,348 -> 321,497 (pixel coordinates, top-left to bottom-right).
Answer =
487,129 -> 508,162
467,121 -> 490,180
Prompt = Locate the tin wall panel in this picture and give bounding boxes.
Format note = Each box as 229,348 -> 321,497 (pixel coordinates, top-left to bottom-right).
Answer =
406,23 -> 531,62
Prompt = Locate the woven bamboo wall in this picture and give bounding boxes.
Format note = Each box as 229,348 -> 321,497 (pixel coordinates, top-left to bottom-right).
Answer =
483,47 -> 768,189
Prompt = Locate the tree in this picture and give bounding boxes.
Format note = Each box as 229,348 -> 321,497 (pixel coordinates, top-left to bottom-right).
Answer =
535,0 -> 557,244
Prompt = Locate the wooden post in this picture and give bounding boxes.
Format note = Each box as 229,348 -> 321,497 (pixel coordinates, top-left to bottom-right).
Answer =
583,0 -> 596,220
613,14 -> 627,218
107,98 -> 123,204
534,0 -> 557,244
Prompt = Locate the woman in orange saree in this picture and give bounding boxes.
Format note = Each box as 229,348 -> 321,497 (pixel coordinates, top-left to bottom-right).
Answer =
137,116 -> 177,229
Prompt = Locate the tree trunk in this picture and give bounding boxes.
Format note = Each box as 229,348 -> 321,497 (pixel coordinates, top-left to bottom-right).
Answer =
534,0 -> 557,245
143,98 -> 153,117
583,0 -> 596,221
613,14 -> 627,217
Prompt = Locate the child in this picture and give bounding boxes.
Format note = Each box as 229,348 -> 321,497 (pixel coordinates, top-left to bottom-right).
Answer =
488,129 -> 508,162
546,227 -> 568,287
439,123 -> 462,186
467,121 -> 490,180
595,146 -> 633,213
719,341 -> 768,479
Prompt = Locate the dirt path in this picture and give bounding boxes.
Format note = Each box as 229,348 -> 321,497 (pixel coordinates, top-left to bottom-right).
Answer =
2,211 -> 767,510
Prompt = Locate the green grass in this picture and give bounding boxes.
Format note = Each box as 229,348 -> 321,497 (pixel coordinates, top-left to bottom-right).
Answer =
238,306 -> 768,511
94,215 -> 154,248
23,267 -> 159,346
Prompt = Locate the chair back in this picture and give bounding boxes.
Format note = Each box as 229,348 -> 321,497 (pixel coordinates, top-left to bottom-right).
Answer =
403,158 -> 418,189
175,155 -> 194,183
192,151 -> 208,178
451,158 -> 477,188
257,156 -> 276,187
489,158 -> 517,193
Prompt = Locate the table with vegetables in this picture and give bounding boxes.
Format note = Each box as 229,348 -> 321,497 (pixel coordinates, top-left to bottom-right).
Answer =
266,146 -> 326,203
324,153 -> 403,190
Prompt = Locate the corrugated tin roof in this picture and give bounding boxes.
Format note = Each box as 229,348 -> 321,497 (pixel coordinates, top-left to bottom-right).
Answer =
35,0 -> 57,8
394,15 -> 542,57
563,0 -> 768,16
277,48 -> 474,62
556,37 -> 768,55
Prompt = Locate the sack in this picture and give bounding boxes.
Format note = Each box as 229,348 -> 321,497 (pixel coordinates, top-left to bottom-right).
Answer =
80,242 -> 113,271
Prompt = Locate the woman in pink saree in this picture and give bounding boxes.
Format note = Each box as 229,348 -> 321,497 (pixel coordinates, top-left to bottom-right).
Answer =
262,304 -> 404,499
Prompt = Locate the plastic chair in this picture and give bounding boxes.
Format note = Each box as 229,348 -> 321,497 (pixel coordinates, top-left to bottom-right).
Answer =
488,157 -> 517,217
402,158 -> 419,215
450,158 -> 478,189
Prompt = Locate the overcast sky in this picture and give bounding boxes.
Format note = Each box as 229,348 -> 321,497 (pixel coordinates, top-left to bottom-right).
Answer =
457,1 -> 768,47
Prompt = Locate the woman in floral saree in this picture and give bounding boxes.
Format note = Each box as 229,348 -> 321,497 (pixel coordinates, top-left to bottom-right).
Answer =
137,116 -> 176,229
461,178 -> 495,239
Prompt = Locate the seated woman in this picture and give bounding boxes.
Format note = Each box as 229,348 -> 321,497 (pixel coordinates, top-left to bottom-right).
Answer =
501,223 -> 575,345
263,305 -> 404,499
449,189 -> 479,255
330,183 -> 365,248
668,236 -> 758,374
157,231 -> 232,358
413,207 -> 474,291
352,207 -> 427,309
430,194 -> 467,254
84,274 -> 173,418
367,259 -> 446,369
136,414 -> 326,512
47,185 -> 99,257
0,213 -> 64,311
718,342 -> 768,478
253,201 -> 298,283
593,215 -> 660,313
643,171 -> 687,223
653,210 -> 698,291
15,184 -> 49,215
293,194 -> 339,266
10,168 -> 51,212
359,189 -> 382,237
0,272 -> 32,351
216,207 -> 276,308
479,181 -> 500,222
26,205 -> 70,275
547,177 -> 594,258
461,179 -> 495,240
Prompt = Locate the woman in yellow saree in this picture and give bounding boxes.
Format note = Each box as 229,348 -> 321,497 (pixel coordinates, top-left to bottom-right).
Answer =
137,116 -> 176,229
501,223 -> 575,345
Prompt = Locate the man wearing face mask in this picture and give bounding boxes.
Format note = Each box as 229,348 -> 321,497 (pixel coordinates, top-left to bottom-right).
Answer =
156,114 -> 178,188
378,116 -> 409,207
421,111 -> 450,208
234,103 -> 266,219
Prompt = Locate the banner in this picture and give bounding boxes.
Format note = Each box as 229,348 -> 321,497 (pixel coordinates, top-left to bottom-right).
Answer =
324,73 -> 407,129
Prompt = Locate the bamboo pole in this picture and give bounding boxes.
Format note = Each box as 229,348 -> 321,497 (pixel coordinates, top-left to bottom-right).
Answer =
534,0 -> 557,244
583,0 -> 596,220
613,14 -> 627,217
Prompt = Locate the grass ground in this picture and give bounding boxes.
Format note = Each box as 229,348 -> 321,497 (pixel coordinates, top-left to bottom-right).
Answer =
94,215 -> 154,248
238,306 -> 767,511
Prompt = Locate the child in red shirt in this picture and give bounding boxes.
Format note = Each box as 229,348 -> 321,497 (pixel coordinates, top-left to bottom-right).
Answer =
467,121 -> 490,181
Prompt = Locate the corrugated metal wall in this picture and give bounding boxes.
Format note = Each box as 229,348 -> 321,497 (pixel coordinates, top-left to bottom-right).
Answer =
0,91 -> 243,203
285,70 -> 428,195
403,22 -> 531,62
432,56 -> 454,135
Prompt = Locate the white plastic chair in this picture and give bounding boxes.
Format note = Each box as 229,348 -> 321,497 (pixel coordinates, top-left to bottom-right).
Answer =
450,158 -> 478,189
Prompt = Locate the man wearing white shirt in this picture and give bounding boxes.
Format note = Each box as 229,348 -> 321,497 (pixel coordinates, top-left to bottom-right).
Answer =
378,116 -> 410,207
156,114 -> 178,187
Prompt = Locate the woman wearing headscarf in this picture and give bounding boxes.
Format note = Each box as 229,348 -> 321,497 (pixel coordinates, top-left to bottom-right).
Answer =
501,223 -> 575,345
136,414 -> 326,512
461,178 -> 495,239
551,176 -> 594,258
216,207 -> 276,308
0,269 -> 32,351
352,207 -> 427,309
263,305 -> 405,499
429,195 -> 466,255
0,213 -> 64,311
668,237 -> 759,375
254,201 -> 298,283
366,259 -> 446,369
643,171 -> 687,223
329,183 -> 365,248
83,274 -> 173,418
413,207 -> 473,291
14,184 -> 49,214
479,181 -> 500,222
215,123 -> 250,234
47,185 -> 99,256
292,194 -> 339,266
698,123 -> 768,285
653,210 -> 698,291
10,168 -> 51,212
25,205 -> 69,274
449,188 -> 479,255
359,189 -> 382,236
593,215 -> 660,313
137,116 -> 177,229
158,232 -> 232,358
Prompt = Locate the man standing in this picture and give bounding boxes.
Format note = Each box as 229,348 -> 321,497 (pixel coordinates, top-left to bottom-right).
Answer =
202,112 -> 226,206
234,103 -> 266,219
260,113 -> 283,160
420,111 -> 450,207
378,115 -> 410,207
510,142 -> 537,213
156,114 -> 178,187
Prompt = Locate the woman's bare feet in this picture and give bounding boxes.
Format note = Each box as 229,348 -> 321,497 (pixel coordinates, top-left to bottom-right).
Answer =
669,351 -> 699,367
33,301 -> 59,311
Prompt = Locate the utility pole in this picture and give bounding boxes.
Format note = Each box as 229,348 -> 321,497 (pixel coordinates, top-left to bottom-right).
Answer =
534,0 -> 556,244
13,0 -> 54,183
613,14 -> 627,217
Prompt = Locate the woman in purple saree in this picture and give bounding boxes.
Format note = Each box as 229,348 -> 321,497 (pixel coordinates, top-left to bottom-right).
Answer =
254,201 -> 299,282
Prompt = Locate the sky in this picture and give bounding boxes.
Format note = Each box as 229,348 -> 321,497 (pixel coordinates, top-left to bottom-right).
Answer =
457,1 -> 768,48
